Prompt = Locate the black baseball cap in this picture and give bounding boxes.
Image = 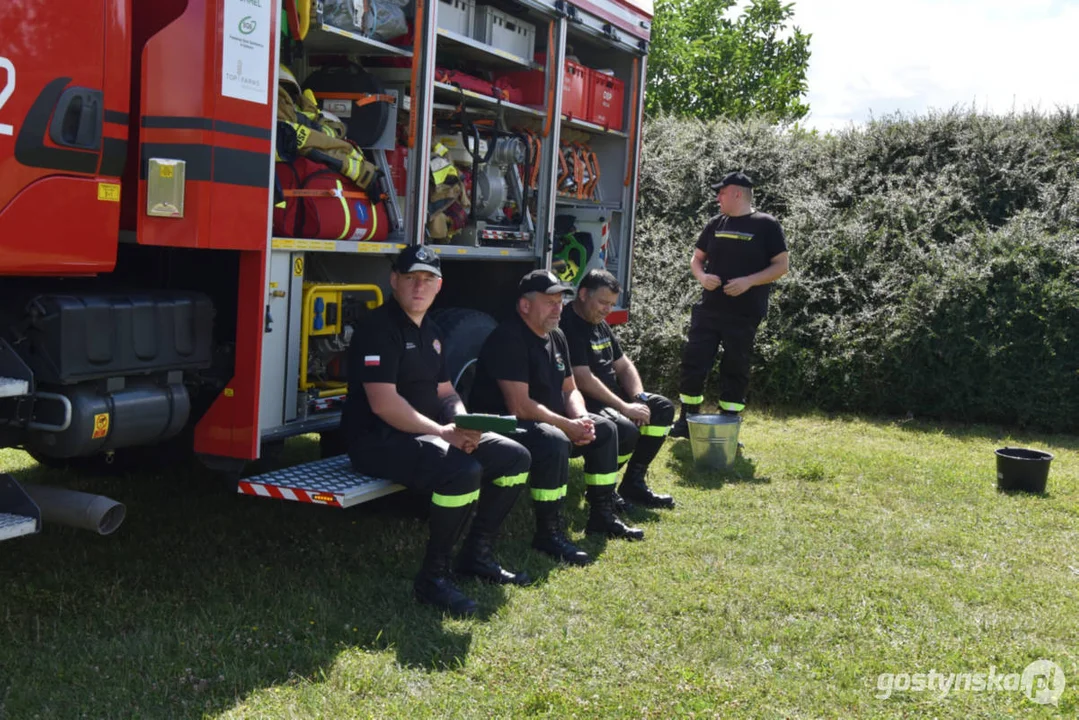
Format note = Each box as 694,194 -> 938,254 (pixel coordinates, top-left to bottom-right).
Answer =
518,269 -> 574,297
394,245 -> 441,277
710,171 -> 754,191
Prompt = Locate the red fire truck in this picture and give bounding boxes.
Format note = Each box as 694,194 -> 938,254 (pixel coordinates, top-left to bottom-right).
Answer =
0,0 -> 652,542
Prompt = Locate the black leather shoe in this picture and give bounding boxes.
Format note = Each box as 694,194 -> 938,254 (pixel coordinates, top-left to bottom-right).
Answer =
413,573 -> 478,617
619,482 -> 676,510
456,554 -> 532,586
532,532 -> 593,566
669,419 -> 689,439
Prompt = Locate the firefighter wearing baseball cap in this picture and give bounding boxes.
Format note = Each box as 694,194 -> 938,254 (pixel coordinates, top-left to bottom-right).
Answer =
470,270 -> 644,568
342,246 -> 533,617
670,171 -> 790,438
560,269 -> 676,509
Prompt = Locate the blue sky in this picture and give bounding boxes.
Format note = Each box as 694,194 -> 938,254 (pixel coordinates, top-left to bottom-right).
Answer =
782,0 -> 1079,130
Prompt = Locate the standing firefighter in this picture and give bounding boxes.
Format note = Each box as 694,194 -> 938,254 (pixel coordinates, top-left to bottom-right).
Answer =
560,269 -> 676,509
670,172 -> 790,438
342,246 -> 532,618
471,270 -> 645,567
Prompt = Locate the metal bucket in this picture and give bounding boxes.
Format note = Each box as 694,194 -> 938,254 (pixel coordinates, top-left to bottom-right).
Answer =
687,414 -> 741,470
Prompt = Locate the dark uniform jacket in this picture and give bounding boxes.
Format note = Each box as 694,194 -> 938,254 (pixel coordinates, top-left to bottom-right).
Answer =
696,211 -> 787,318
471,313 -> 572,416
341,297 -> 449,440
559,306 -> 624,399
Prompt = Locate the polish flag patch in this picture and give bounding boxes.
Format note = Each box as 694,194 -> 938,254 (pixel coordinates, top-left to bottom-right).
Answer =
364,355 -> 380,366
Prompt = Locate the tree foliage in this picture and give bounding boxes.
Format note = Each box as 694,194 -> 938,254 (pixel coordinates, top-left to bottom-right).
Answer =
646,0 -> 811,121
623,110 -> 1079,433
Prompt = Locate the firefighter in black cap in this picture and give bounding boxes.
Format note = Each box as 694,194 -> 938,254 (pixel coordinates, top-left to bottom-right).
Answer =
342,245 -> 532,618
560,268 -> 676,509
670,171 -> 790,438
470,270 -> 645,567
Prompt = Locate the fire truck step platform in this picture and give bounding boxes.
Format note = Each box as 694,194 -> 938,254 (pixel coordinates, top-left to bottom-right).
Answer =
0,377 -> 30,398
238,454 -> 403,508
0,513 -> 39,542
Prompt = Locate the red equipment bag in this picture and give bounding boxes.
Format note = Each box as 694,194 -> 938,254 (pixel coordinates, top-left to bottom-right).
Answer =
436,68 -> 515,101
274,157 -> 388,241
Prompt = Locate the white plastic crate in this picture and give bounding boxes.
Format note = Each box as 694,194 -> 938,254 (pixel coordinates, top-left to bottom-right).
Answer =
437,0 -> 475,36
472,5 -> 535,60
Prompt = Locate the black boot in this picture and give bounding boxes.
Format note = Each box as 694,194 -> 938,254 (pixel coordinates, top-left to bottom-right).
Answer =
585,486 -> 645,540
532,500 -> 592,566
457,532 -> 532,585
619,463 -> 675,509
612,490 -> 636,517
456,485 -> 531,585
414,503 -> 478,617
669,403 -> 700,439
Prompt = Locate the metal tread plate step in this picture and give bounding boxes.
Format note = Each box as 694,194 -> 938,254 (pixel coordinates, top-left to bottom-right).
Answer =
0,377 -> 29,399
238,455 -> 403,508
0,513 -> 39,542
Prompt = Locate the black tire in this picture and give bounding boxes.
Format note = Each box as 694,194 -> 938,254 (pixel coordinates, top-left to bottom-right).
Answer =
431,308 -> 498,404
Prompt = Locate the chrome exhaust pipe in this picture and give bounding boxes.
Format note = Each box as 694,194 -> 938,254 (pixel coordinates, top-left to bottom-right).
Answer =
21,484 -> 126,536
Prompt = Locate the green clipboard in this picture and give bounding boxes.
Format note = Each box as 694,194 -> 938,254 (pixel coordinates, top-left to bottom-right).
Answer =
454,413 -> 518,433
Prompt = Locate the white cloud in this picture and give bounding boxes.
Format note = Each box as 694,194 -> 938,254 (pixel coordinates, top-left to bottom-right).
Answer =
792,0 -> 1079,130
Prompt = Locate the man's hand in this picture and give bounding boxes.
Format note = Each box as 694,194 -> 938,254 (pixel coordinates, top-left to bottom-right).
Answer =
621,402 -> 651,426
565,417 -> 596,446
700,273 -> 722,291
723,276 -> 753,296
440,424 -> 482,454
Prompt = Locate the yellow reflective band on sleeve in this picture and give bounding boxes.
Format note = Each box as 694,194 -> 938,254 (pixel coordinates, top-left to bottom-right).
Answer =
584,471 -> 618,486
680,394 -> 704,405
432,489 -> 480,508
493,472 -> 528,488
531,485 -> 568,502
640,425 -> 670,437
334,180 -> 351,240
719,401 -> 745,413
617,453 -> 633,465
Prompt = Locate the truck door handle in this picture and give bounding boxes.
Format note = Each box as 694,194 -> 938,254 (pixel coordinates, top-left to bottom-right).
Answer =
49,87 -> 103,151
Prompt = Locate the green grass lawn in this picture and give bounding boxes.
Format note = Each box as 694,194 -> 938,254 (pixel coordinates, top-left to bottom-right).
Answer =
1,412 -> 1076,719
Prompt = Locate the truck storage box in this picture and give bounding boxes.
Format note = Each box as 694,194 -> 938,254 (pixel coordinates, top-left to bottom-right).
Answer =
438,0 -> 475,36
587,70 -> 625,130
23,293 -> 214,384
497,60 -> 588,117
472,5 -> 535,60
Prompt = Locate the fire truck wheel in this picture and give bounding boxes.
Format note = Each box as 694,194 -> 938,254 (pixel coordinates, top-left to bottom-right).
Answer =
431,308 -> 499,404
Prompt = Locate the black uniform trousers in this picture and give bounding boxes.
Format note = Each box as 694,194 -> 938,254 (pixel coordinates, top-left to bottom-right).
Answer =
506,413 -> 619,502
349,430 -> 530,500
679,304 -> 761,413
592,392 -> 675,471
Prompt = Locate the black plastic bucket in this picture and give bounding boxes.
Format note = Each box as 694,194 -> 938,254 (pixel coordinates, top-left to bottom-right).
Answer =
995,447 -> 1054,493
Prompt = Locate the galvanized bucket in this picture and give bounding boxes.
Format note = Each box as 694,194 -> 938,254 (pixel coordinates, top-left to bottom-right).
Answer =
687,414 -> 741,470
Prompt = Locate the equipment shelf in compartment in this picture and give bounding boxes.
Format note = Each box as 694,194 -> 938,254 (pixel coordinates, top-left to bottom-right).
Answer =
427,245 -> 536,259
433,82 -> 546,117
304,24 -> 415,57
562,115 -> 628,138
271,238 -> 406,255
437,29 -> 541,70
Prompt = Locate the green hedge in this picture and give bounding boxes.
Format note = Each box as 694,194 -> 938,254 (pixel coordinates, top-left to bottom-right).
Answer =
622,111 -> 1079,432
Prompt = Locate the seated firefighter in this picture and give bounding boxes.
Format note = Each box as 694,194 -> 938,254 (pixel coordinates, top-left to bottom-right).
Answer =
470,270 -> 645,568
341,246 -> 532,618
559,269 -> 676,509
